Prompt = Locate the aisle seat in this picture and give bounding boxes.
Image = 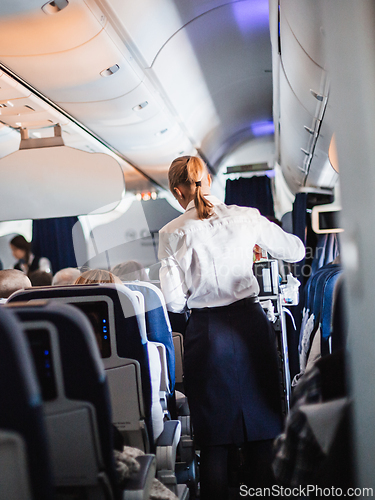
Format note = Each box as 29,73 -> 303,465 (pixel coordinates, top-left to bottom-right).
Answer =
8,285 -> 189,499
6,301 -> 156,500
0,306 -> 53,500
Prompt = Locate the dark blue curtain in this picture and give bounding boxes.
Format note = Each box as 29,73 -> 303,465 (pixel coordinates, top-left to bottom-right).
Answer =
32,217 -> 81,274
225,176 -> 275,217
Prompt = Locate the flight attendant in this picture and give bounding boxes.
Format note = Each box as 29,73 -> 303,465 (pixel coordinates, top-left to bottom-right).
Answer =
10,234 -> 51,276
158,156 -> 305,499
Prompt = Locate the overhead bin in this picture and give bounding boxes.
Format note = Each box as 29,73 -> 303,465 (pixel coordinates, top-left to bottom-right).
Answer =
274,0 -> 335,194
279,65 -> 315,188
0,131 -> 125,221
281,0 -> 325,68
57,83 -> 160,126
0,30 -> 140,103
280,8 -> 327,117
305,114 -> 338,189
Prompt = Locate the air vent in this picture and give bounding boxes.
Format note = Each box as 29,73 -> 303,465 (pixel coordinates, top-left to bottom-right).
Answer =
132,101 -> 148,111
0,103 -> 7,109
24,105 -> 35,111
100,64 -> 120,77
42,0 -> 69,15
155,129 -> 168,136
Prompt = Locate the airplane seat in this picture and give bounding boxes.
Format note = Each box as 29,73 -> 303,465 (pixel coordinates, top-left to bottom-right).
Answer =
320,270 -> 343,356
123,281 -> 190,418
297,264 -> 342,379
6,300 -> 156,500
8,285 -> 189,499
0,306 -> 54,500
123,281 -> 176,395
331,276 -> 347,353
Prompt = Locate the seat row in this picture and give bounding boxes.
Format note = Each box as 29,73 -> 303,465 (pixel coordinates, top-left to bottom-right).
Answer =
1,281 -> 194,499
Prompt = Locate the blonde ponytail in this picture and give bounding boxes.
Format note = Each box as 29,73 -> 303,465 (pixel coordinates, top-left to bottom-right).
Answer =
168,156 -> 213,220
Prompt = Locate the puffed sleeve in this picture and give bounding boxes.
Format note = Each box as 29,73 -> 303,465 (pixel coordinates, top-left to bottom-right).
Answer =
255,212 -> 305,263
158,230 -> 189,313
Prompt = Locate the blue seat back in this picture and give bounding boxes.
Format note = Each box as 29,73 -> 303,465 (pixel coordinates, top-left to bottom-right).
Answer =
8,284 -> 154,444
0,306 -> 53,500
7,301 -> 121,499
124,281 -> 175,393
321,270 -> 343,354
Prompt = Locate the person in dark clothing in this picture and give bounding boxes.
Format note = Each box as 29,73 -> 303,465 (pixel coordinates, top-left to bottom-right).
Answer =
158,156 -> 305,499
10,234 -> 51,276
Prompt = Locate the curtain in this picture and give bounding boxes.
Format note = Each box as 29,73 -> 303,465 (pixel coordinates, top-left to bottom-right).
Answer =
225,176 -> 275,217
32,217 -> 83,274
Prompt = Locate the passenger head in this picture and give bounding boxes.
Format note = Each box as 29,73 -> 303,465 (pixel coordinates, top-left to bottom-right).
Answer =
52,267 -> 81,286
0,269 -> 31,298
10,234 -> 31,262
74,269 -> 122,285
111,260 -> 149,282
28,270 -> 53,287
168,156 -> 213,219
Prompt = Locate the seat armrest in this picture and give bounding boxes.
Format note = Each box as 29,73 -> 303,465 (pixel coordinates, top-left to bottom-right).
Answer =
122,454 -> 156,500
155,420 -> 181,471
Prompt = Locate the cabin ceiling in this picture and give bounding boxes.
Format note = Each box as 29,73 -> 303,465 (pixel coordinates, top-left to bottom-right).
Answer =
0,0 -> 274,193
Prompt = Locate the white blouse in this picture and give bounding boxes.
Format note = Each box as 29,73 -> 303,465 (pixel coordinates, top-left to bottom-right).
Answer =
158,196 -> 305,313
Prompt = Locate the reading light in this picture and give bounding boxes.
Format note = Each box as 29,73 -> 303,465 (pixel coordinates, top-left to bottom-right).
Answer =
42,0 -> 69,14
132,101 -> 148,111
100,65 -> 120,77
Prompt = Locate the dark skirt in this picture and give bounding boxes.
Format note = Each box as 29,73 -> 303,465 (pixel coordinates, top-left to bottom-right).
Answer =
184,298 -> 283,447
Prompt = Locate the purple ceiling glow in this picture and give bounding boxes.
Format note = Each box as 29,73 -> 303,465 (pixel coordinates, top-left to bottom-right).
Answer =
232,0 -> 270,35
251,120 -> 275,136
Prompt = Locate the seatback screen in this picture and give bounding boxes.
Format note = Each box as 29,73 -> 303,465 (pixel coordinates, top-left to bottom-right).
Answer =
319,211 -> 340,231
25,328 -> 57,401
71,301 -> 111,358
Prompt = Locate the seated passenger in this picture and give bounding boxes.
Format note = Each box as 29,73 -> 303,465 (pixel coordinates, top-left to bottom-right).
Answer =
10,234 -> 52,276
28,270 -> 53,286
74,268 -> 122,285
112,260 -> 149,282
52,267 -> 81,285
0,269 -> 31,301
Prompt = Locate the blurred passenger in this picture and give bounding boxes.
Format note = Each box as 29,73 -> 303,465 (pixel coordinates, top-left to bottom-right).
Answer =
0,269 -> 31,300
111,260 -> 149,282
159,155 -> 305,499
74,268 -> 122,285
10,234 -> 51,276
28,270 -> 53,287
52,267 -> 81,286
